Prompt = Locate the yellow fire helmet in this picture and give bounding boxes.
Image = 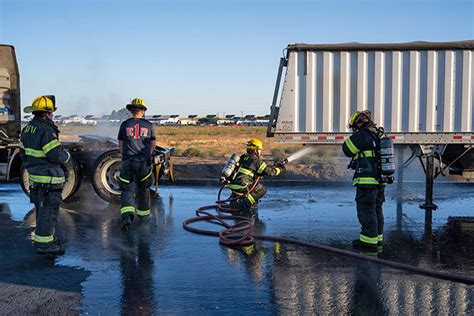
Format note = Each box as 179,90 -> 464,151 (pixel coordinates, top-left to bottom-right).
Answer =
246,138 -> 263,150
126,97 -> 147,111
348,110 -> 371,129
24,95 -> 56,113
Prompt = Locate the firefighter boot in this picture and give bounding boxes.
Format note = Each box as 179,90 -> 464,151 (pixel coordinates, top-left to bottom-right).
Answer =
121,213 -> 134,232
36,240 -> 65,255
238,202 -> 258,222
248,204 -> 259,222
352,239 -> 377,251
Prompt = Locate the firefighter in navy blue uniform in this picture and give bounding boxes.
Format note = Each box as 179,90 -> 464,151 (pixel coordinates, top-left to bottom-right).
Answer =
342,110 -> 385,251
118,98 -> 156,231
20,96 -> 71,255
228,138 -> 283,220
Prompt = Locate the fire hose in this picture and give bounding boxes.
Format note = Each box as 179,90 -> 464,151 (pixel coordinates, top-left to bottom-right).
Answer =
183,180 -> 474,286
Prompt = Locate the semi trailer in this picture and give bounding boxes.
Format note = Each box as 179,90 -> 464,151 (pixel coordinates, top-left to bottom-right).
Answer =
0,44 -> 173,203
267,40 -> 474,210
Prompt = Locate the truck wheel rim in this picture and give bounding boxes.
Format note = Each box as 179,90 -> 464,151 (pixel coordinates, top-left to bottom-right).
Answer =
101,159 -> 121,195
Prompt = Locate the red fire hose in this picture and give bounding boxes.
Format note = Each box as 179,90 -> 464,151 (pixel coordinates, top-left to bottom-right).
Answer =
183,181 -> 474,285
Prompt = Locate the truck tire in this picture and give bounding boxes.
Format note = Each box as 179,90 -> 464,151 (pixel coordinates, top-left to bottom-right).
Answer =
20,156 -> 82,201
91,149 -> 122,204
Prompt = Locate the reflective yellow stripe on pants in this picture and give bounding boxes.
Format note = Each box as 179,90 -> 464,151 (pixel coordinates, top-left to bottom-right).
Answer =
360,234 -> 378,245
353,177 -> 380,185
29,174 -> 65,184
136,209 -> 151,216
34,233 -> 54,243
120,206 -> 135,215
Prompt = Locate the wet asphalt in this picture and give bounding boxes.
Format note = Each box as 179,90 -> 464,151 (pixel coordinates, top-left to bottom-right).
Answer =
0,181 -> 473,315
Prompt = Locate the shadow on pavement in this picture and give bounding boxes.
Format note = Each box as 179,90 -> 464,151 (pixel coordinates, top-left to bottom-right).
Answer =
0,203 -> 90,315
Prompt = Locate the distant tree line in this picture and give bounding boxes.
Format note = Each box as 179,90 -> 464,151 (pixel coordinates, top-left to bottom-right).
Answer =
109,108 -> 130,120
197,117 -> 219,124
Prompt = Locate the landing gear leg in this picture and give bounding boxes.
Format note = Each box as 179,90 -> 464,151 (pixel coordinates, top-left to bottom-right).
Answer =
396,146 -> 405,232
419,146 -> 439,231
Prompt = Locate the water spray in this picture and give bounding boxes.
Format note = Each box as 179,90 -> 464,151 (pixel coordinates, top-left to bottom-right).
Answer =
273,146 -> 316,168
285,146 -> 315,163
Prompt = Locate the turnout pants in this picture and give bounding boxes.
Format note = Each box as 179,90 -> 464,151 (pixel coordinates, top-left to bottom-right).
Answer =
230,181 -> 267,213
30,183 -> 63,247
119,158 -> 153,218
355,184 -> 385,246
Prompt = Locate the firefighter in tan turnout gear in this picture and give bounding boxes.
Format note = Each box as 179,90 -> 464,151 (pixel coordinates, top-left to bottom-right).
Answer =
118,98 -> 156,231
342,110 -> 387,252
20,96 -> 71,255
227,138 -> 284,220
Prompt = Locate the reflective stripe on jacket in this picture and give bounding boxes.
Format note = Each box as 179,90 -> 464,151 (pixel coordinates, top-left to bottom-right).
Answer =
19,116 -> 70,184
229,152 -> 281,192
342,128 -> 380,186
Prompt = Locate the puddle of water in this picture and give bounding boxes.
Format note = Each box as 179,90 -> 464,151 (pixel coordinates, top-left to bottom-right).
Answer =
1,182 -> 473,314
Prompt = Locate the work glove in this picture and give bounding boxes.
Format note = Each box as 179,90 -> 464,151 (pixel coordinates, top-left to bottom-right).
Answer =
274,161 -> 286,170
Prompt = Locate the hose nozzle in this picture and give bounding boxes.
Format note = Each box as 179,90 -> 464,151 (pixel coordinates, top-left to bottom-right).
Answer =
275,158 -> 288,168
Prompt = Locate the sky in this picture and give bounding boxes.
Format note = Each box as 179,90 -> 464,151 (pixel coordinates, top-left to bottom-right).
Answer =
0,0 -> 473,117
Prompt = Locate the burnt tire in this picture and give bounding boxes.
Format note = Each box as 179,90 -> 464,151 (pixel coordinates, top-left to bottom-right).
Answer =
20,156 -> 82,201
91,149 -> 122,204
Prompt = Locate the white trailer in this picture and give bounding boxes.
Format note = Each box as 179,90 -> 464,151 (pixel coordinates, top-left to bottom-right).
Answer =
267,41 -> 474,211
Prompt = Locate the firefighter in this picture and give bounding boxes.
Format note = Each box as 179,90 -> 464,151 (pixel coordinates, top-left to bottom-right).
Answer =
228,138 -> 283,220
118,98 -> 156,231
20,96 -> 71,255
342,110 -> 385,251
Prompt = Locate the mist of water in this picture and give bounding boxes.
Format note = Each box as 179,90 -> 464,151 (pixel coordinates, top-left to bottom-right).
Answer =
286,147 -> 315,163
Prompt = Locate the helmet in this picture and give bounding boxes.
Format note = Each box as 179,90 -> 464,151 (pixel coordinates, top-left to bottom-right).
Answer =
24,95 -> 56,113
246,138 -> 263,150
126,97 -> 147,111
348,110 -> 371,130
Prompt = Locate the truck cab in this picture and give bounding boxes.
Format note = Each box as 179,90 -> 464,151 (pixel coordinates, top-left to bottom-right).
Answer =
0,44 -> 173,203
0,45 -> 22,182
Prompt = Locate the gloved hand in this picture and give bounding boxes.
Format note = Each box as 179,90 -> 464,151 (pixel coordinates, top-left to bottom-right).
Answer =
274,162 -> 286,170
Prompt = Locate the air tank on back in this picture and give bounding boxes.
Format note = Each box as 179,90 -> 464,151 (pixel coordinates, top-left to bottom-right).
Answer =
379,136 -> 395,175
221,153 -> 240,180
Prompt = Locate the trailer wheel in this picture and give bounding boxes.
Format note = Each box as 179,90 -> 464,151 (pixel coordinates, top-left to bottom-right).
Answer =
91,149 -> 122,204
20,156 -> 82,201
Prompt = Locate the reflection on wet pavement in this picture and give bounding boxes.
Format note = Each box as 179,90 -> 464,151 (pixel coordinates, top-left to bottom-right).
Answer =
1,182 -> 473,314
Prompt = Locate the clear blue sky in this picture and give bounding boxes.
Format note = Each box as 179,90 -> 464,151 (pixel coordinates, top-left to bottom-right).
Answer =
0,0 -> 472,117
